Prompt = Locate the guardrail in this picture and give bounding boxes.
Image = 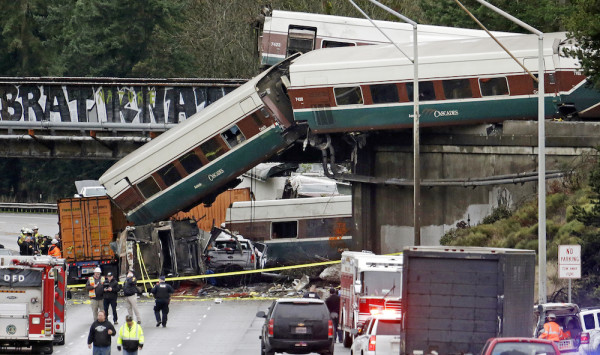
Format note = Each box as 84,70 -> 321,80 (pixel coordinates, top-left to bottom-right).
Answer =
0,202 -> 58,214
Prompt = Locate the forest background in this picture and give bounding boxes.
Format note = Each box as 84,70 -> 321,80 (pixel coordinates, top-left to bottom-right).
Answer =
3,0 -> 600,302
0,0 -> 595,201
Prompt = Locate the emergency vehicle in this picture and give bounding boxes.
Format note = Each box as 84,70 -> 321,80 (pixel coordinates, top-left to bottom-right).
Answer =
0,255 -> 67,354
340,251 -> 402,348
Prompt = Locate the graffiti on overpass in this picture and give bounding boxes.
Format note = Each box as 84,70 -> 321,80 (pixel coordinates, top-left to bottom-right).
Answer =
0,84 -> 235,124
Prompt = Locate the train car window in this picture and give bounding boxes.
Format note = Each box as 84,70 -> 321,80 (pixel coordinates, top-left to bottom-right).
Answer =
334,87 -> 363,106
406,81 -> 436,101
442,79 -> 473,99
158,163 -> 182,187
137,176 -> 161,199
200,137 -> 227,162
271,221 -> 298,239
479,77 -> 509,96
370,84 -> 399,104
322,40 -> 355,48
221,125 -> 246,149
179,151 -> 203,175
287,26 -> 317,56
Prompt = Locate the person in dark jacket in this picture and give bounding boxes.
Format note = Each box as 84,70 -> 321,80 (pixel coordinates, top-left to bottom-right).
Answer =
86,268 -> 105,321
151,275 -> 174,328
103,272 -> 120,324
123,271 -> 141,324
87,310 -> 116,355
325,288 -> 343,343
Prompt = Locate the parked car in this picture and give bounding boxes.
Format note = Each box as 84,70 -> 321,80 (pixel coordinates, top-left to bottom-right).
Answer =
578,306 -> 600,354
256,298 -> 334,355
534,303 -> 582,353
480,337 -> 561,355
350,312 -> 401,355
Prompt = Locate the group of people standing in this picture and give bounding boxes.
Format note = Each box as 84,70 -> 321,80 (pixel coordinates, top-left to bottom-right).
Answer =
16,226 -> 61,257
86,268 -> 174,354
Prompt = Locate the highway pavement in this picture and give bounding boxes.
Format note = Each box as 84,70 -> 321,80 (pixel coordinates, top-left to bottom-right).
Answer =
54,295 -> 350,355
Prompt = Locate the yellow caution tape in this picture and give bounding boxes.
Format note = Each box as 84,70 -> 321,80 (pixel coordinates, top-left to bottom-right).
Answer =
67,251 -> 403,290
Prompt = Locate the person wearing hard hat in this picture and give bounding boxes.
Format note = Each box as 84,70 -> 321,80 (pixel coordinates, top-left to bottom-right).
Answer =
86,268 -> 105,321
48,239 -> 61,258
539,313 -> 564,342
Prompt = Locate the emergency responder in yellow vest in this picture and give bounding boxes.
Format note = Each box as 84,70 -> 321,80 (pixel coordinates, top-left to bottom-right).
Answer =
17,227 -> 27,254
32,226 -> 43,248
117,315 -> 144,354
539,313 -> 564,342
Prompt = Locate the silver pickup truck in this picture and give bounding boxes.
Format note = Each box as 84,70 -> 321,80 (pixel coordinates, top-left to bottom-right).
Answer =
204,227 -> 267,272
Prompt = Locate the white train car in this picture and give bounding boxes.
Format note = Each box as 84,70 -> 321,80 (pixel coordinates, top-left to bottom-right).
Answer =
99,56 -> 300,225
286,32 -> 599,133
224,195 -> 352,264
258,9 -> 517,67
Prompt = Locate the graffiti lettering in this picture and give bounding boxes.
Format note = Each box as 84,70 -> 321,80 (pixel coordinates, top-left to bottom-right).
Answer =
0,83 -> 230,124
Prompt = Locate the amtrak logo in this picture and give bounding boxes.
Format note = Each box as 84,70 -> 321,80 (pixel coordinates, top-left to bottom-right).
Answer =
6,324 -> 16,335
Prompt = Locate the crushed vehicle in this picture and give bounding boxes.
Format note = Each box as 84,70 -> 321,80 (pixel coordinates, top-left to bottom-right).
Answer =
118,219 -> 205,285
204,227 -> 267,273
534,303 -> 583,353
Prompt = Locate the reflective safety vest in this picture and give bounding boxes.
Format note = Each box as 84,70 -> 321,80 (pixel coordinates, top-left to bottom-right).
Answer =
48,245 -> 61,258
118,323 -> 145,351
88,276 -> 105,298
539,321 -> 563,342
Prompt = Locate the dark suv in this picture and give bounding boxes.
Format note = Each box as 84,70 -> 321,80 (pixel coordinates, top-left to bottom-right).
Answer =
257,298 -> 334,355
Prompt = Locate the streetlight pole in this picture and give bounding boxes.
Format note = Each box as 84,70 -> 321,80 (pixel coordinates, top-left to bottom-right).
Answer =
349,0 -> 421,245
471,0 -> 547,303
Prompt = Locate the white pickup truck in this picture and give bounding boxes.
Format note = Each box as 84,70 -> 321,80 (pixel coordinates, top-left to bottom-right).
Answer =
204,227 -> 267,272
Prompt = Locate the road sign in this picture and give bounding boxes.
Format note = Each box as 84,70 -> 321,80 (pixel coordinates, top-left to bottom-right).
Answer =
558,245 -> 581,279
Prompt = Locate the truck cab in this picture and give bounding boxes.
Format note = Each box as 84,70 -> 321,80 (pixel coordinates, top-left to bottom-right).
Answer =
0,256 -> 68,354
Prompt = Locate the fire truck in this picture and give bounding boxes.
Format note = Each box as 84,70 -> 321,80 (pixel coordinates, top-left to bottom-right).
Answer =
0,255 -> 67,354
339,251 -> 402,348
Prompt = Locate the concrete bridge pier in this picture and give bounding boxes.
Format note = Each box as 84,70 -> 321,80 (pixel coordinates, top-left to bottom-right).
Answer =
350,120 -> 600,254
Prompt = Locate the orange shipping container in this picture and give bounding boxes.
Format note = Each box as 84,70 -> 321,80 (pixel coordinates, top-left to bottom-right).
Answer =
171,188 -> 251,231
58,196 -> 128,263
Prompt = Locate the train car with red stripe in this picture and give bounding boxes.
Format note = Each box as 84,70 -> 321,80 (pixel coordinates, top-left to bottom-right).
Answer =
0,255 -> 67,354
257,8 -> 517,68
100,56 -> 302,225
286,32 -> 600,132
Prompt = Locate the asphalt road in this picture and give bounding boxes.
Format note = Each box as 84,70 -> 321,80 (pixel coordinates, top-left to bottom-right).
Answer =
0,212 -> 59,252
54,296 -> 350,355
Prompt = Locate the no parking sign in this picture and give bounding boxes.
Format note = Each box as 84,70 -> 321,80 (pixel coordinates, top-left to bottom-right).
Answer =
558,245 -> 581,279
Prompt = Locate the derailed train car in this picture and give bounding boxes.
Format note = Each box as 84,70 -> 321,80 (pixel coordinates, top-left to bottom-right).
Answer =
102,31 -> 600,227
99,55 -> 303,225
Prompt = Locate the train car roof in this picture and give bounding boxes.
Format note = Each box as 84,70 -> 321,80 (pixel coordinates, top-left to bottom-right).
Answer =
289,32 -> 574,85
270,10 -> 518,42
99,71 -> 269,185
